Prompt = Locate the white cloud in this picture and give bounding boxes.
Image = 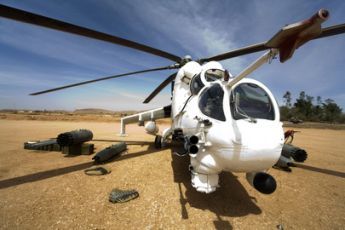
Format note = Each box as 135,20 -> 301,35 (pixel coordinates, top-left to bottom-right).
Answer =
104,0 -> 245,71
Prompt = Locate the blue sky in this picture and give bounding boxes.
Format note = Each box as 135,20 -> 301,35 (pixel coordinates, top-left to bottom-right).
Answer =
0,0 -> 344,111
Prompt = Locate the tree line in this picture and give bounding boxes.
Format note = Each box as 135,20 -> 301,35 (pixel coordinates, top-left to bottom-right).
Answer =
280,91 -> 345,123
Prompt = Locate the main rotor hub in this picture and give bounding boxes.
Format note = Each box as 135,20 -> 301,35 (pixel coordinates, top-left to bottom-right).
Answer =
180,55 -> 193,66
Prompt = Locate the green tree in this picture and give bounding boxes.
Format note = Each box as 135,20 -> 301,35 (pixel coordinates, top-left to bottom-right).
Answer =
316,96 -> 322,106
311,96 -> 323,121
280,91 -> 293,121
283,91 -> 292,108
280,91 -> 344,123
294,91 -> 314,120
322,99 -> 342,122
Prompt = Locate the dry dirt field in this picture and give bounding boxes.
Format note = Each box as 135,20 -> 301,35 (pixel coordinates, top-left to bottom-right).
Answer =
0,119 -> 344,229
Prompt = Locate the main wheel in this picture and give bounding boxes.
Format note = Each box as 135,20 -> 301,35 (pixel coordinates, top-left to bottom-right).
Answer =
154,135 -> 162,149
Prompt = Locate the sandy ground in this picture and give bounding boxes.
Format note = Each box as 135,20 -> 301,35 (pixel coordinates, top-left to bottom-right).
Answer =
0,120 -> 344,229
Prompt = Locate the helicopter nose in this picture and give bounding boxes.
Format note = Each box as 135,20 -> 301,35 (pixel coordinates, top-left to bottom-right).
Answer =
233,121 -> 284,149
242,132 -> 282,150
227,122 -> 284,171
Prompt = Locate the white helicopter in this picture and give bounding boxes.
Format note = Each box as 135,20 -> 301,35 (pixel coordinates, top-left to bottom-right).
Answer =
1,5 -> 344,194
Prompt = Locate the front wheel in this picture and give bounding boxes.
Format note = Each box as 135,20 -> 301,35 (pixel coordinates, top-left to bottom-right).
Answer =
154,135 -> 162,149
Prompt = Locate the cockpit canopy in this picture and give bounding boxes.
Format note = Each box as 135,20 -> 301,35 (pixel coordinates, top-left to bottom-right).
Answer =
199,84 -> 226,121
198,82 -> 275,122
191,69 -> 230,95
230,83 -> 275,120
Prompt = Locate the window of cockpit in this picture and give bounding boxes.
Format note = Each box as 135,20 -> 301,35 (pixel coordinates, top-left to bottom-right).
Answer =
205,69 -> 225,82
199,84 -> 226,121
230,83 -> 275,120
190,74 -> 204,95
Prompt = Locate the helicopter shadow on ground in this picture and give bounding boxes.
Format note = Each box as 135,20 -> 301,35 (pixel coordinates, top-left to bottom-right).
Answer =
0,161 -> 94,190
171,151 -> 261,228
294,163 -> 345,178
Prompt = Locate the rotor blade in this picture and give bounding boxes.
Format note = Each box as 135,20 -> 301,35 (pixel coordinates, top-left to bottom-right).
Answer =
30,66 -> 177,96
200,23 -> 345,63
199,42 -> 267,63
143,73 -> 177,103
316,23 -> 345,39
0,4 -> 181,63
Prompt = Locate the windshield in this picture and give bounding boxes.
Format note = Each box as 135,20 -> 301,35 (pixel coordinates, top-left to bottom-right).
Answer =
199,84 -> 226,121
230,83 -> 274,120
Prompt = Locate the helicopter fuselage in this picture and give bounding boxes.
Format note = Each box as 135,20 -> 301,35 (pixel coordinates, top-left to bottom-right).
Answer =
170,61 -> 284,192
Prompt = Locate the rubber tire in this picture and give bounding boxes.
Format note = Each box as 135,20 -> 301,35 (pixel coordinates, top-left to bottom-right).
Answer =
154,135 -> 162,149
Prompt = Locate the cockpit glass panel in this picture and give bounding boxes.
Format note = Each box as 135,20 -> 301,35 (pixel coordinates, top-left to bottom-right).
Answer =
190,74 -> 204,95
230,83 -> 274,120
199,84 -> 226,121
205,69 -> 225,82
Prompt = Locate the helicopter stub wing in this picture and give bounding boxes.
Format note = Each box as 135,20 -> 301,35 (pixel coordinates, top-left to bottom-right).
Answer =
266,9 -> 329,62
119,105 -> 171,136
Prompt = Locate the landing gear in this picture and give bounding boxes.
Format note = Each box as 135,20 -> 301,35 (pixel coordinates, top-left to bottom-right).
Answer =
154,135 -> 162,149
